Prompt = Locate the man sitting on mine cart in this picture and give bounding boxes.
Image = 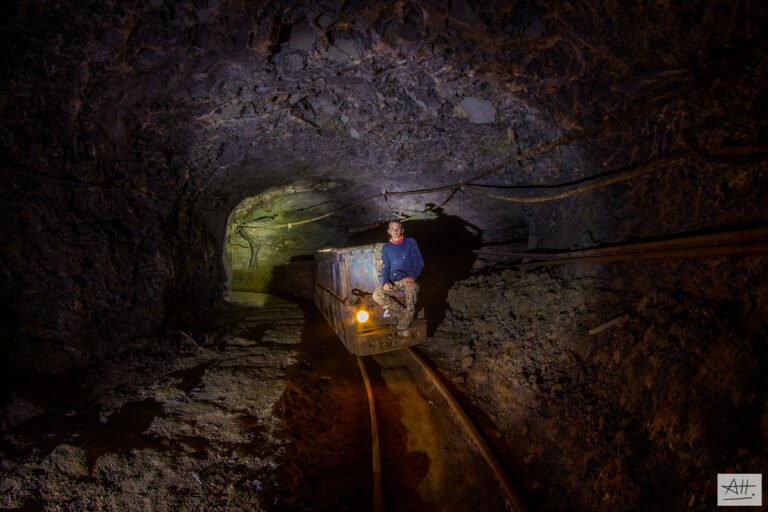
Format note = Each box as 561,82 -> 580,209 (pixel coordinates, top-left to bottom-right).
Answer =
372,220 -> 424,335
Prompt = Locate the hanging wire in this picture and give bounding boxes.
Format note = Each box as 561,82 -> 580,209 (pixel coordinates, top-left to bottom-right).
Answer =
465,144 -> 766,203
237,158 -> 512,230
235,127 -> 765,230
467,152 -> 691,203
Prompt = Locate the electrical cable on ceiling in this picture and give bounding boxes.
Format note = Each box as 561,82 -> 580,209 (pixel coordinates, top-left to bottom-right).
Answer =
468,144 -> 766,203
237,132 -> 765,229
235,102 -> 663,230
238,157 -> 512,230
467,152 -> 691,203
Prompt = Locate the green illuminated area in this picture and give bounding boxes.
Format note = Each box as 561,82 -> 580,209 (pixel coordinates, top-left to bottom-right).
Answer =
223,179 -> 450,293
224,181 -> 341,292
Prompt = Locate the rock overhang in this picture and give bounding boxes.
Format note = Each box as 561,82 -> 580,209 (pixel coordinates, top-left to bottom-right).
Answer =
0,0 -> 765,372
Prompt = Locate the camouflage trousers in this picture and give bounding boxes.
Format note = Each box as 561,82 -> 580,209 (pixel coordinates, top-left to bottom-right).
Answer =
372,279 -> 419,330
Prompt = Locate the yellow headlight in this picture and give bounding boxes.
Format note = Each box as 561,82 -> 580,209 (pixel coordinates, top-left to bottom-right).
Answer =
356,310 -> 369,323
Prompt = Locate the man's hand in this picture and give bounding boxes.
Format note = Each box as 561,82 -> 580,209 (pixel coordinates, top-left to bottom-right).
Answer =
382,282 -> 393,291
404,276 -> 415,286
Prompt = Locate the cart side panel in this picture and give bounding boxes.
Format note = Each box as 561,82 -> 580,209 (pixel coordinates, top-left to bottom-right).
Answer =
343,245 -> 382,293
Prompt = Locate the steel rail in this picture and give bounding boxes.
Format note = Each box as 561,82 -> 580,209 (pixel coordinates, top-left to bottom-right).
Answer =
358,348 -> 528,511
357,356 -> 383,512
407,347 -> 529,512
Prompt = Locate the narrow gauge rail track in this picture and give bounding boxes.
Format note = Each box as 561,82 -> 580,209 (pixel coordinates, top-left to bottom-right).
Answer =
356,348 -> 529,512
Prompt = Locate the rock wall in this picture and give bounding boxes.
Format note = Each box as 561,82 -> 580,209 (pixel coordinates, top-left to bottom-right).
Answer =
0,1 -> 765,385
0,2 -> 765,509
423,258 -> 768,511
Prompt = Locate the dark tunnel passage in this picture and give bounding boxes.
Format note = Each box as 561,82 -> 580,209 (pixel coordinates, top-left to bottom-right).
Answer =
1,1 -> 768,510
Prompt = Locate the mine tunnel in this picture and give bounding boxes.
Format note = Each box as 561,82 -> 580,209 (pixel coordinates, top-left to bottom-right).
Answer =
1,1 -> 767,510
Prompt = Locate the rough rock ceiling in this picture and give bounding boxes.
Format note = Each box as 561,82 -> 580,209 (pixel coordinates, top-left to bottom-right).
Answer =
1,0 -> 766,370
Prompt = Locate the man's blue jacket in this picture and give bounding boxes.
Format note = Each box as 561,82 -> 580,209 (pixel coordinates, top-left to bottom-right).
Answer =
380,237 -> 424,286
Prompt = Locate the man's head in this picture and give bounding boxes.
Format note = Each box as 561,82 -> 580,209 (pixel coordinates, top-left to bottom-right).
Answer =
387,220 -> 404,240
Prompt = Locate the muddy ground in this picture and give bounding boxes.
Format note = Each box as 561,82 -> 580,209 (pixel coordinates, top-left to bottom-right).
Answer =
1,293 -> 299,511
0,292 -> 507,511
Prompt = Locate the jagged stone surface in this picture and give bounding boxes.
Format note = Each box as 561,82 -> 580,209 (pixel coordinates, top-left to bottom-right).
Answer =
0,2 -> 766,509
1,1 -> 765,369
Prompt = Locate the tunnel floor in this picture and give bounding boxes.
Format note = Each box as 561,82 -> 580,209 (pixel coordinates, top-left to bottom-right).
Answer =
4,256 -> 765,511
0,292 -> 504,511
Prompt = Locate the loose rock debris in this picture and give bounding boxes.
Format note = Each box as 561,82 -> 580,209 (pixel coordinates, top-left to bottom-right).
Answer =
0,293 -> 299,511
420,258 -> 768,511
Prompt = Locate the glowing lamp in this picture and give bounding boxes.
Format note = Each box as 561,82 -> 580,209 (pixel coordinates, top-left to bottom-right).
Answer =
356,310 -> 369,323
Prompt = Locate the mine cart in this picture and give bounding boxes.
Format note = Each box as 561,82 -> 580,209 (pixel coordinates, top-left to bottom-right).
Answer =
313,244 -> 426,355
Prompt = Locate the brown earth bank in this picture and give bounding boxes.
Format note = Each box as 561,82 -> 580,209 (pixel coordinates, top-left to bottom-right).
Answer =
421,256 -> 768,511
